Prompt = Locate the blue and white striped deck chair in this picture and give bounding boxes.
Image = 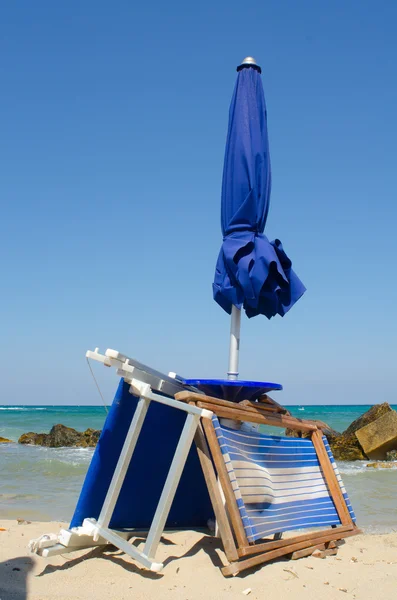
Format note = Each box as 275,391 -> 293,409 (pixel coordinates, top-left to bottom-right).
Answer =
175,392 -> 361,577
213,417 -> 356,540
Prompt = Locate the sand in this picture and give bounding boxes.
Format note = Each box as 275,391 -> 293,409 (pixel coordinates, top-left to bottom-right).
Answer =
1,520 -> 397,600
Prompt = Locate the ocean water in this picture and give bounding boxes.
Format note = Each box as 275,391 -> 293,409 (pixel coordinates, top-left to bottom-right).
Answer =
1,404 -> 397,532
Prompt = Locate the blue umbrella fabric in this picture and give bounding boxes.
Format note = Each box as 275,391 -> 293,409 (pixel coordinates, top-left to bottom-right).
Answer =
213,62 -> 306,319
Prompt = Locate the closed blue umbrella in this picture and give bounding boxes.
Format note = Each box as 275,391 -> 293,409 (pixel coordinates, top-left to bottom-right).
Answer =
213,57 -> 306,378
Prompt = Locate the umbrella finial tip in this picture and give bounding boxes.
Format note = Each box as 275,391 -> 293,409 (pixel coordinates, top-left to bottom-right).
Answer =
237,57 -> 261,73
241,56 -> 257,66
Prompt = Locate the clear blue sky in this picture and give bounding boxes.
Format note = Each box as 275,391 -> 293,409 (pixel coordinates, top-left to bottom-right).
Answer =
1,1 -> 396,405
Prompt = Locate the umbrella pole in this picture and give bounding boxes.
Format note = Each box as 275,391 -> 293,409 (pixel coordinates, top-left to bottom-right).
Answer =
227,305 -> 241,380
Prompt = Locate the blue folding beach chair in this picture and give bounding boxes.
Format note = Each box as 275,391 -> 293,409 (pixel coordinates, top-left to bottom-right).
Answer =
30,349 -> 214,572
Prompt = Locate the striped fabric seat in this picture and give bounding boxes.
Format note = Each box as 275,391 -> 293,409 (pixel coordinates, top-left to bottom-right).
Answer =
213,416 -> 356,543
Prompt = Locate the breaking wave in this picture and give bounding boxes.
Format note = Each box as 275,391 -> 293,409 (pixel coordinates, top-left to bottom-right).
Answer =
0,407 -> 47,411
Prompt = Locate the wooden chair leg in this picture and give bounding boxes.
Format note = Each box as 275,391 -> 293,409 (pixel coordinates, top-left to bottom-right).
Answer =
221,527 -> 360,577
291,544 -> 325,560
201,418 -> 250,549
194,423 -> 239,563
312,547 -> 338,559
311,430 -> 352,526
221,536 -> 330,576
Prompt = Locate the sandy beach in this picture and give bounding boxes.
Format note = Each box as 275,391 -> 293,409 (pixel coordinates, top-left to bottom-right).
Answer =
1,520 -> 397,600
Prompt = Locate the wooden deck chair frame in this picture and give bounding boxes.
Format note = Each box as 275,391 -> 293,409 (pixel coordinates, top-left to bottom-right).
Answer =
176,391 -> 361,577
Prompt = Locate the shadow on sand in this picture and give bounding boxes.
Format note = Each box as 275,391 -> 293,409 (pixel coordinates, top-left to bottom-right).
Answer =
36,533 -> 226,580
0,556 -> 35,600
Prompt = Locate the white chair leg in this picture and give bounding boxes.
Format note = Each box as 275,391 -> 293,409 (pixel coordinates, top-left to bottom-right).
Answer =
97,396 -> 151,529
143,413 -> 200,559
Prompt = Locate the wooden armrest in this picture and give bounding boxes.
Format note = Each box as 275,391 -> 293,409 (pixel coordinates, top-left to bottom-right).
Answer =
258,394 -> 286,410
239,399 -> 288,415
175,392 -> 317,432
195,401 -> 317,433
175,391 -> 206,404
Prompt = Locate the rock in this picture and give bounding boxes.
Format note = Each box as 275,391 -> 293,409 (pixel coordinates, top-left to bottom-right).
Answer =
0,436 -> 13,443
386,450 -> 397,461
83,428 -> 101,446
317,422 -> 341,444
285,421 -> 367,461
18,424 -> 101,448
284,428 -> 301,439
47,424 -> 84,447
333,403 -> 396,461
18,432 -> 48,445
329,435 -> 367,461
309,421 -> 341,444
355,411 -> 397,459
366,461 -> 397,469
285,404 -> 397,461
343,403 -> 392,436
285,420 -> 341,443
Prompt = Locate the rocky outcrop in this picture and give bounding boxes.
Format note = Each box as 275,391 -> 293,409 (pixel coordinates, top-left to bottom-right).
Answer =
344,403 -> 392,436
285,420 -> 365,460
331,403 -> 396,461
355,411 -> 397,460
285,403 -> 397,461
18,424 -> 101,448
285,420 -> 340,443
0,436 -> 13,443
18,432 -> 48,445
328,435 -> 367,461
367,461 -> 397,469
82,428 -> 101,446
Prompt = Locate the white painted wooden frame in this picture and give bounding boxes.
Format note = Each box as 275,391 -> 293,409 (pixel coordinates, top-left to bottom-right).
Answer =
31,350 -> 212,573
86,347 -> 196,398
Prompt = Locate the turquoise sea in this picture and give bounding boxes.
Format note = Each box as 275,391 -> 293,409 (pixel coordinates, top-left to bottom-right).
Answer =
1,404 -> 397,532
